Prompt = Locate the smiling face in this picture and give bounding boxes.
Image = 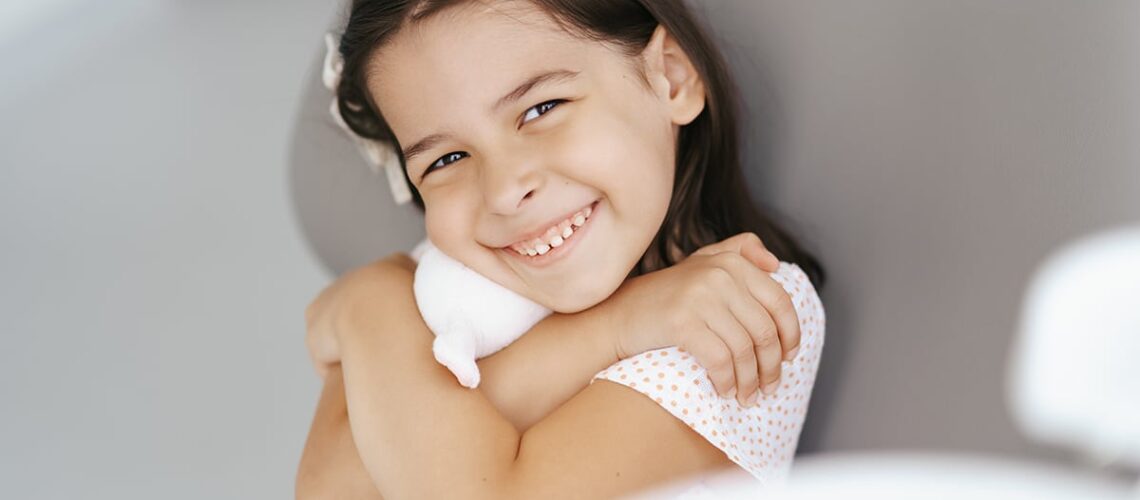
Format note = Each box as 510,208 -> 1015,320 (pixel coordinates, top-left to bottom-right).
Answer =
366,1 -> 705,312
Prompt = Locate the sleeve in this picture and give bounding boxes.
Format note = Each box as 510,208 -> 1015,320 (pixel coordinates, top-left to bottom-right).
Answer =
590,261 -> 826,484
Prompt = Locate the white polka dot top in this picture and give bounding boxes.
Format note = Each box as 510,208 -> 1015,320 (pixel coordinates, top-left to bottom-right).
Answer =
590,261 -> 826,487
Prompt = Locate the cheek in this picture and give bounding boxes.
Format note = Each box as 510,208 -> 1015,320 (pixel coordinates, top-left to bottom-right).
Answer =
553,104 -> 672,195
423,196 -> 477,255
553,113 -> 625,174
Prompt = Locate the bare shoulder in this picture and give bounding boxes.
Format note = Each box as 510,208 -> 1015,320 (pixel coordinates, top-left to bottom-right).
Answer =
504,378 -> 741,499
380,252 -> 417,273
333,252 -> 417,290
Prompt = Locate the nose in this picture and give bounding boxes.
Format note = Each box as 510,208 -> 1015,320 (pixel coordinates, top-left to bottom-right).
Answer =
480,149 -> 544,215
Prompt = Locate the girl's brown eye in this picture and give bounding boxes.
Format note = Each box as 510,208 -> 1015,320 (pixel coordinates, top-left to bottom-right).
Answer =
520,99 -> 568,126
423,151 -> 468,177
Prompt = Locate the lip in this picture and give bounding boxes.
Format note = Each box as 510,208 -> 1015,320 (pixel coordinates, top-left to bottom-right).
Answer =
502,199 -> 599,248
501,199 -> 600,268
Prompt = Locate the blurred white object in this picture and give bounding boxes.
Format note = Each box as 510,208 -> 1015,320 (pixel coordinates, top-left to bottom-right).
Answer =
1008,224 -> 1140,468
772,452 -> 1133,500
630,452 -> 1133,499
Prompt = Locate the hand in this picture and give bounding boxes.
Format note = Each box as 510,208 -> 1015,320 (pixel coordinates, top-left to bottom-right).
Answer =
606,232 -> 801,407
305,252 -> 418,379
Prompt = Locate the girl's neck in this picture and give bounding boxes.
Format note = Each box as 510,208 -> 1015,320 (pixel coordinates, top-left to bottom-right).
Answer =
628,240 -> 686,280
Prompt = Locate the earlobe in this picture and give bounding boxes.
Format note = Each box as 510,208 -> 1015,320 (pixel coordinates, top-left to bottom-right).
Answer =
672,76 -> 706,126
641,25 -> 707,126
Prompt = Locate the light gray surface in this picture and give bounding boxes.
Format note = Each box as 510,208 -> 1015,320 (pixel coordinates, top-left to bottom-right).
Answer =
291,0 -> 1140,466
0,1 -> 336,498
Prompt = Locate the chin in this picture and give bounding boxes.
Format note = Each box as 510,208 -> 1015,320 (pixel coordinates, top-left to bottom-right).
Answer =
542,275 -> 623,314
542,248 -> 640,313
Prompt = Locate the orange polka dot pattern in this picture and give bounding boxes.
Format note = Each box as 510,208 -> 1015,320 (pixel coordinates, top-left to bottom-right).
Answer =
590,262 -> 825,485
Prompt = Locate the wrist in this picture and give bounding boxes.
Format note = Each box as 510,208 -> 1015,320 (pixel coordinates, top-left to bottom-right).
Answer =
606,273 -> 675,360
476,301 -> 625,432
591,280 -> 639,361
578,303 -> 624,367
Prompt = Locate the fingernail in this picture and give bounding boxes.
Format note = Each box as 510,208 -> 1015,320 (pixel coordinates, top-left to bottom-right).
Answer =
762,381 -> 779,395
785,346 -> 800,361
725,387 -> 736,399
746,391 -> 760,407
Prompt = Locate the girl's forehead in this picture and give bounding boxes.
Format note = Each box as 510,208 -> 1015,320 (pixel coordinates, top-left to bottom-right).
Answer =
367,3 -> 624,144
371,2 -> 595,90
373,1 -> 592,79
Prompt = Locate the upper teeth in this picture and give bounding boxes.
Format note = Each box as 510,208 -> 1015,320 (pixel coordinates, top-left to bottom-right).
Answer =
509,204 -> 594,256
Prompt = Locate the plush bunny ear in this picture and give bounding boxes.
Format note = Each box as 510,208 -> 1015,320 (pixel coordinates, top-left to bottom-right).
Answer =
322,32 -> 413,206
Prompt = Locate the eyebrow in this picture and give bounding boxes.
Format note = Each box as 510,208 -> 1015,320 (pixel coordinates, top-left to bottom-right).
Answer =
400,69 -> 581,164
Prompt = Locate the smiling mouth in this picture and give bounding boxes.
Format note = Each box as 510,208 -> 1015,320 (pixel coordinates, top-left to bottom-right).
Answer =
502,200 -> 600,267
504,200 -> 598,255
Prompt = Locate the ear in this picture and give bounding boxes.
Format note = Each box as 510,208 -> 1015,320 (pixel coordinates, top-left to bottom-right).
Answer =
641,24 -> 707,126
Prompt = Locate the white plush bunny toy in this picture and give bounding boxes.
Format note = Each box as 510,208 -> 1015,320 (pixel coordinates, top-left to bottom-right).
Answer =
408,238 -> 553,388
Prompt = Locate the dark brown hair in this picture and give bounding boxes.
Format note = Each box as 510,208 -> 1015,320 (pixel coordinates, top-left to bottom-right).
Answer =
333,0 -> 826,290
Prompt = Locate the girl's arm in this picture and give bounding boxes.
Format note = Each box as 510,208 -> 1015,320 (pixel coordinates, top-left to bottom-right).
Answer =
295,366 -> 384,500
295,361 -> 740,499
296,254 -> 628,498
374,252 -> 625,432
295,306 -> 618,499
336,262 -> 740,499
473,295 -> 621,431
299,235 -> 797,496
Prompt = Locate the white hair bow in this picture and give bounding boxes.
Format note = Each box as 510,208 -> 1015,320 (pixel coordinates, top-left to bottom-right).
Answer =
323,33 -> 413,206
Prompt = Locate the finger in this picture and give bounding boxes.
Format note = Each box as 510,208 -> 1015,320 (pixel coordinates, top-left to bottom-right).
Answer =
305,333 -> 319,368
308,341 -> 328,380
694,232 -> 779,272
681,323 -> 737,398
692,232 -> 755,257
715,254 -> 801,367
705,306 -> 761,406
734,233 -> 780,272
724,255 -> 802,362
724,282 -> 783,394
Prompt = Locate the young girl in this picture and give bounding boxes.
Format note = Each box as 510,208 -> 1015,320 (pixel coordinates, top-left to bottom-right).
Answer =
298,0 -> 827,497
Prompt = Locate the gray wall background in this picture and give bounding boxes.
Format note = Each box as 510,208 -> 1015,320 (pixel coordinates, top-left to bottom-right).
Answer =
1,1 -> 334,498
2,0 -> 1138,499
682,0 -> 1140,460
